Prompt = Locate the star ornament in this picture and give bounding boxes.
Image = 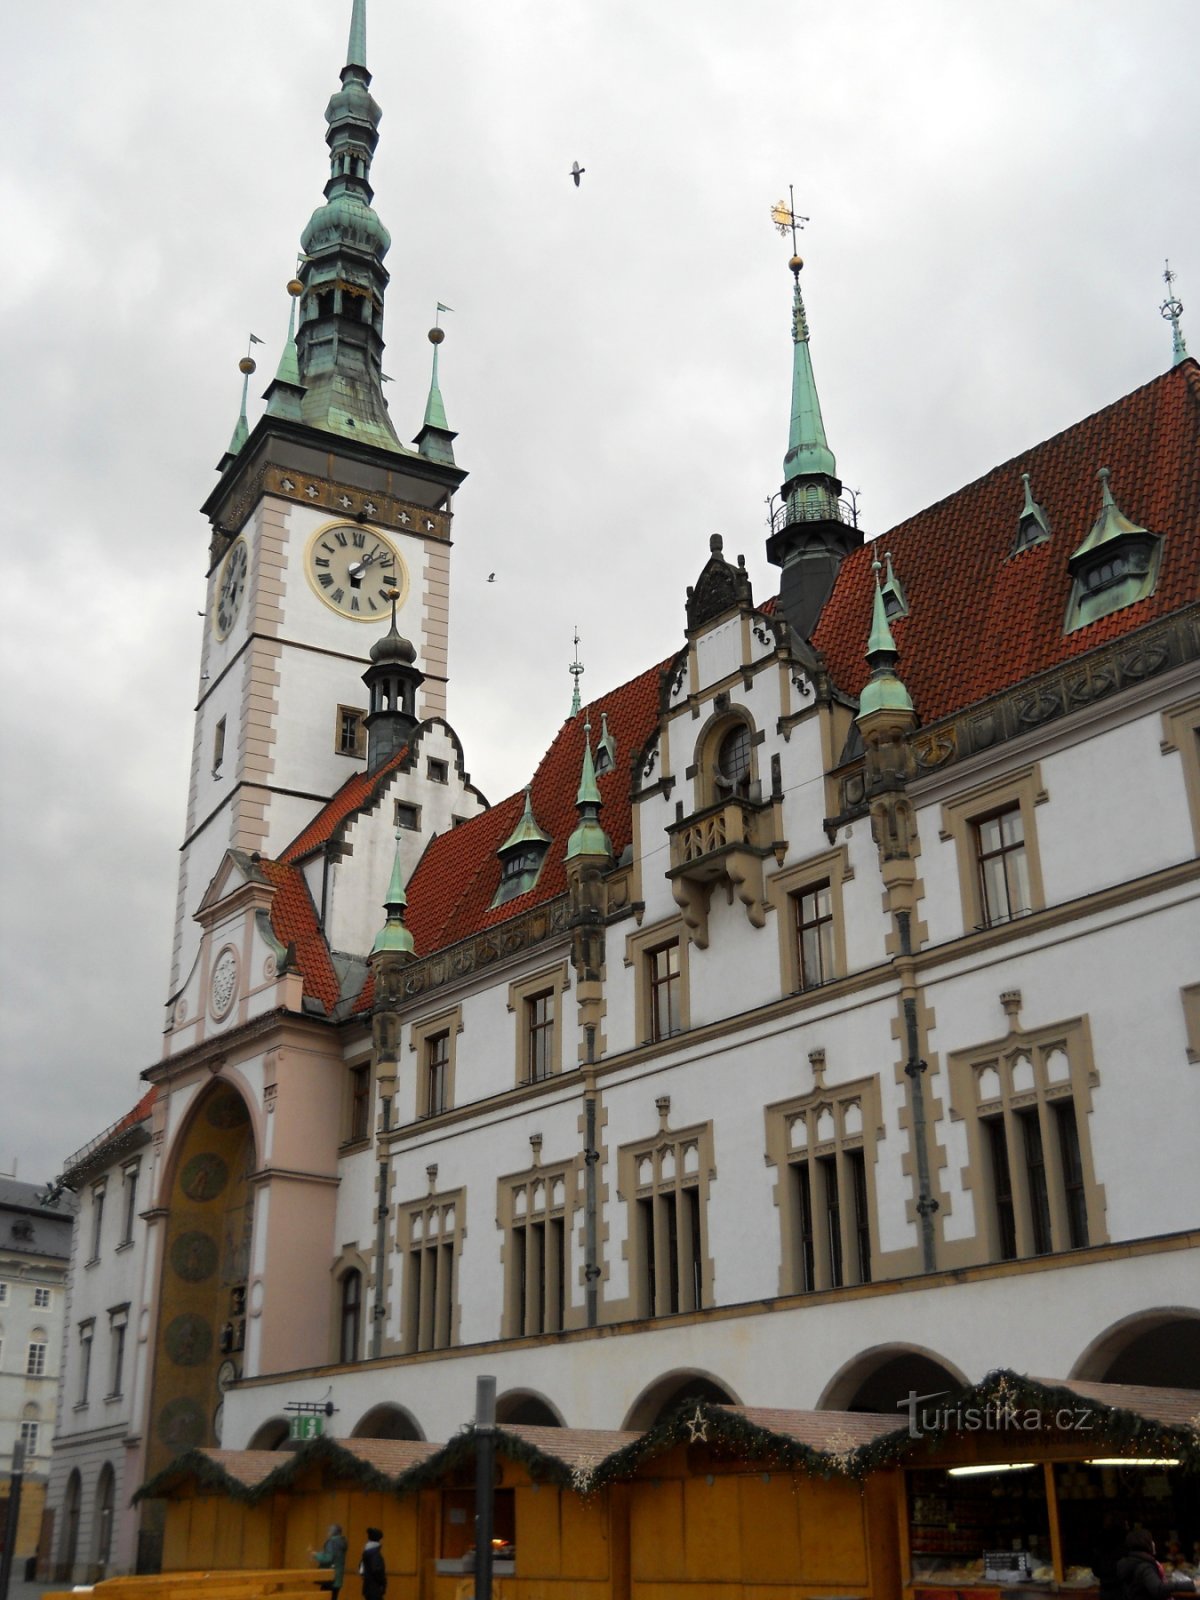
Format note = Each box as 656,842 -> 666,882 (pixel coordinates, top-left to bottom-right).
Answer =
685,1403 -> 709,1444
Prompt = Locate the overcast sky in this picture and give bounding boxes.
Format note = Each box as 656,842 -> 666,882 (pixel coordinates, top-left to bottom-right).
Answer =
1,1 -> 1197,1187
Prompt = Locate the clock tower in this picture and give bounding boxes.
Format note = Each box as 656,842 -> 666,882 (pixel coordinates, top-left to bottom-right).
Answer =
170,0 -> 464,1001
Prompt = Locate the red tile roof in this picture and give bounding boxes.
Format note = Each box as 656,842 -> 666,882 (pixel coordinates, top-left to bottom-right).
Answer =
259,859 -> 341,1013
280,751 -> 409,864
812,360 -> 1200,723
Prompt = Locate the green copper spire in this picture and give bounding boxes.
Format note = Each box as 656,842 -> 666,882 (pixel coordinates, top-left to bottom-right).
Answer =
781,258 -> 840,521
1069,467 -> 1150,563
499,787 -> 552,854
1161,261 -> 1189,366
294,0 -> 412,455
566,721 -> 612,862
347,0 -> 368,70
858,559 -> 913,721
264,281 -> 306,422
372,829 -> 415,956
219,341 -> 262,469
413,323 -> 457,466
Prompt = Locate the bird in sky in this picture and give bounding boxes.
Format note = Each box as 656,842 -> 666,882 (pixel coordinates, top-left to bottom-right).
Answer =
570,161 -> 585,187
487,572 -> 496,583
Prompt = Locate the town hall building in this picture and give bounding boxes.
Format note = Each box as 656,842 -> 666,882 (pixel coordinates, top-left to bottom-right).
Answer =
46,0 -> 1200,1580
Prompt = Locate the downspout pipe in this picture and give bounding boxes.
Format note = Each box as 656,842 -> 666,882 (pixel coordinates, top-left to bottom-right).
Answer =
371,1093 -> 391,1359
897,911 -> 937,1272
583,1027 -> 600,1328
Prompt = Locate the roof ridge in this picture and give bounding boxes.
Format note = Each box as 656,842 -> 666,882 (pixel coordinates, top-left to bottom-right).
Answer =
279,748 -> 409,864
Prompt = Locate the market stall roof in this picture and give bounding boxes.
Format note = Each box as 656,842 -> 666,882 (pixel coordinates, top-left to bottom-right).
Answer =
1034,1377 -> 1200,1434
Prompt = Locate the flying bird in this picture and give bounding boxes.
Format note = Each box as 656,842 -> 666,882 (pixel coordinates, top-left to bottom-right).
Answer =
487,572 -> 497,583
570,161 -> 585,187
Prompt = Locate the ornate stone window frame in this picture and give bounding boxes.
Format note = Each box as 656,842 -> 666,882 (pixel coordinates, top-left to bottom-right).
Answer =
507,962 -> 571,1086
765,1076 -> 882,1295
343,1058 -> 373,1147
398,1187 -> 464,1353
624,917 -> 691,1046
767,845 -> 853,995
497,1159 -> 580,1338
408,1005 -> 464,1120
618,1120 -> 715,1317
690,702 -> 764,810
1161,696 -> 1200,855
328,1246 -> 371,1365
946,1017 -> 1106,1262
938,763 -> 1048,935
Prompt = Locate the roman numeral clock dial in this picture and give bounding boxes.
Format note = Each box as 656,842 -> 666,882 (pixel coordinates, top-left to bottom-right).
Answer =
212,538 -> 249,640
304,523 -> 408,619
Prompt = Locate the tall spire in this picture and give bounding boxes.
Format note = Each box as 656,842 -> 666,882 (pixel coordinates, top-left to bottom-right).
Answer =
1161,261 -> 1189,366
764,191 -> 861,640
566,720 -> 612,862
293,0 -> 409,454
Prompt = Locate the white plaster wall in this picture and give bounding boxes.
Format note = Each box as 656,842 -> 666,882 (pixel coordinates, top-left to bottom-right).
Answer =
691,616 -> 747,694
688,896 -> 781,1023
841,823 -> 893,973
221,1240 -> 1197,1445
776,716 -> 832,849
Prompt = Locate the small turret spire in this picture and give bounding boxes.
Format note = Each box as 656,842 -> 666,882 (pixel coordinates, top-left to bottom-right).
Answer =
372,828 -> 415,956
569,628 -> 585,717
413,310 -> 458,465
219,337 -> 263,469
264,278 -> 307,422
857,558 -> 913,722
566,719 -> 613,862
1161,260 -> 1189,366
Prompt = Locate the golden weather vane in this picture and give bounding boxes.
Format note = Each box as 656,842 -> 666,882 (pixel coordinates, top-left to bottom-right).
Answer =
770,185 -> 809,259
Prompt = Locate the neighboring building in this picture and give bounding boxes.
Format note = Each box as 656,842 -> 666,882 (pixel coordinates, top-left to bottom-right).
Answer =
43,1091 -> 155,1582
0,1177 -> 73,1572
47,0 -> 1200,1574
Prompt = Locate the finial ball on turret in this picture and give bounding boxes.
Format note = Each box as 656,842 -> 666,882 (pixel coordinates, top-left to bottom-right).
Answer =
287,278 -> 304,298
239,356 -> 257,375
428,327 -> 445,345
789,255 -> 804,275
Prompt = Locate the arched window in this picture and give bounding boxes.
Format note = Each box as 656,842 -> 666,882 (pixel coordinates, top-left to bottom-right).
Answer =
94,1463 -> 115,1575
60,1469 -> 82,1580
715,724 -> 752,798
339,1270 -> 362,1364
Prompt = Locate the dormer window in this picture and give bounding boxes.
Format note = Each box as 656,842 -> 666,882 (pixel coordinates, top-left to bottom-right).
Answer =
593,712 -> 617,776
1064,467 -> 1162,634
715,724 -> 753,798
1014,472 -> 1052,553
879,552 -> 909,620
491,788 -> 552,908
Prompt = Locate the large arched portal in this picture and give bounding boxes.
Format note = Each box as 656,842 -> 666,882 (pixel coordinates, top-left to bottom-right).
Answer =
246,1417 -> 292,1451
1071,1310 -> 1200,1389
622,1369 -> 739,1431
352,1403 -> 425,1441
819,1345 -> 967,1414
495,1390 -> 565,1428
146,1081 -> 257,1483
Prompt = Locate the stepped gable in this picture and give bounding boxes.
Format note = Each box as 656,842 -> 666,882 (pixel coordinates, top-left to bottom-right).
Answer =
812,360 -> 1200,723
280,749 -> 409,865
405,660 -> 667,956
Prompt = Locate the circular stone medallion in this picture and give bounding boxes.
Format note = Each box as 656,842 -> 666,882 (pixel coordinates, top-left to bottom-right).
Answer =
156,1396 -> 207,1453
165,1312 -> 213,1368
210,947 -> 239,1020
169,1230 -> 219,1284
180,1152 -> 229,1203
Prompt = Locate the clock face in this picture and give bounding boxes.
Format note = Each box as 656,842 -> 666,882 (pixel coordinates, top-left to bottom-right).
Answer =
213,539 -> 249,640
305,524 -> 408,619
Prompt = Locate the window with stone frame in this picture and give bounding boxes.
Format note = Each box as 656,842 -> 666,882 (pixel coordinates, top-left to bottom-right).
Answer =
767,1082 -> 880,1295
338,1269 -> 363,1364
621,1124 -> 714,1318
526,990 -> 555,1082
500,1164 -> 575,1337
795,880 -> 835,989
26,1338 -> 47,1377
120,1161 -> 140,1246
88,1181 -> 106,1264
625,919 -> 691,1046
767,846 -> 852,998
336,704 -> 367,759
33,1286 -> 51,1308
939,765 -> 1048,937
648,942 -> 682,1042
408,1006 -> 462,1121
508,965 -> 569,1085
107,1306 -> 129,1397
948,1020 -> 1104,1264
399,1190 -> 463,1353
425,1031 -> 450,1116
77,1321 -> 94,1406
347,1062 -> 372,1144
1161,699 -> 1200,856
19,1418 -> 39,1458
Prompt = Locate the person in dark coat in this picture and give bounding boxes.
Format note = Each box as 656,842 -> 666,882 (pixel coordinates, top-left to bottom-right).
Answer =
359,1527 -> 387,1600
310,1524 -> 348,1600
1118,1528 -> 1195,1600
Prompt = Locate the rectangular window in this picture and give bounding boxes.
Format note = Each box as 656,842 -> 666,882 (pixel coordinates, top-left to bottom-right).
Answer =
426,1032 -> 450,1116
89,1185 -> 106,1263
985,1115 -> 1017,1261
1055,1100 -> 1089,1248
848,1149 -> 872,1284
793,1163 -> 816,1292
819,1155 -> 843,1289
394,800 -> 420,830
213,716 -> 226,772
638,1196 -> 657,1316
795,881 -> 834,989
108,1312 -> 128,1398
33,1286 -> 51,1308
648,942 -> 681,1042
1020,1109 -> 1052,1256
0,1283 -> 7,1303
19,1421 -> 39,1458
526,991 -> 554,1082
401,1199 -> 459,1354
684,1187 -> 703,1312
26,1342 -> 47,1376
121,1165 -> 140,1245
336,705 -> 367,758
427,757 -> 449,783
78,1325 -> 94,1405
975,806 -> 1032,927
348,1063 -> 371,1143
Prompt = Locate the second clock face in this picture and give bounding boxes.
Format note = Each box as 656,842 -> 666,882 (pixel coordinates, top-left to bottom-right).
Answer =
305,524 -> 408,619
213,538 -> 249,640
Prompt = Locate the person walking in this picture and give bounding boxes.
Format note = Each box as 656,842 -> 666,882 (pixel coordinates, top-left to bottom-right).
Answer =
310,1524 -> 348,1600
359,1527 -> 387,1600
